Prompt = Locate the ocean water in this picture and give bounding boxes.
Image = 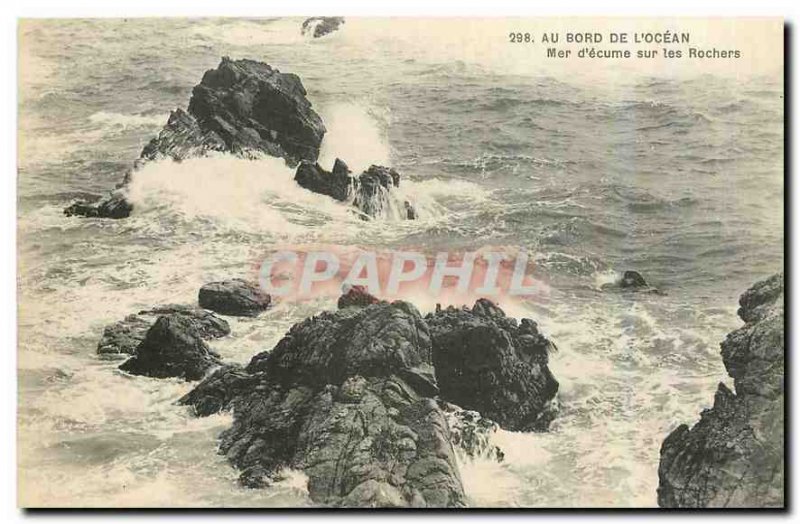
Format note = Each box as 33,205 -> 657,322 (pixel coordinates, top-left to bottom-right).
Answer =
17,18 -> 784,507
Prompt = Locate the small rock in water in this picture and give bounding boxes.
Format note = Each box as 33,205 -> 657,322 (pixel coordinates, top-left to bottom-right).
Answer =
118,314 -> 223,381
620,270 -> 648,288
301,17 -> 345,38
97,304 -> 230,357
64,191 -> 133,219
198,279 -> 272,317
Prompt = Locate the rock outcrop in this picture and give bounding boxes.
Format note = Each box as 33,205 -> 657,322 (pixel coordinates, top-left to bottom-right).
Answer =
65,57 -> 326,219
294,158 -> 354,202
178,293 -> 562,506
301,17 -> 345,38
427,299 -> 559,431
657,273 -> 784,508
294,160 -> 416,220
97,304 -> 230,356
182,300 -> 466,507
118,313 -> 223,381
198,279 -> 272,317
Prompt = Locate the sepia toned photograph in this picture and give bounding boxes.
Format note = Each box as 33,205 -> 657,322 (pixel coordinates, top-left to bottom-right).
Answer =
16,16 -> 784,509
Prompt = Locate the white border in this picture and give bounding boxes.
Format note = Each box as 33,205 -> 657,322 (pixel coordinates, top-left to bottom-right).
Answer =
2,1 -> 796,522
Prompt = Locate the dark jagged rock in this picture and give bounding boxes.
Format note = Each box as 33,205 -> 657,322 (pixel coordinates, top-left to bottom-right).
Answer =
294,160 -> 416,220
183,300 -> 465,507
620,270 -> 648,288
138,108 -> 227,164
118,314 -> 223,381
97,304 -> 230,357
337,285 -> 380,309
64,191 -> 133,219
188,57 -> 325,165
198,279 -> 272,317
178,363 -> 258,416
294,158 -> 354,202
301,17 -> 345,38
426,298 -> 559,432
353,165 -> 401,219
441,403 -> 504,463
65,57 -> 325,219
657,273 -> 784,508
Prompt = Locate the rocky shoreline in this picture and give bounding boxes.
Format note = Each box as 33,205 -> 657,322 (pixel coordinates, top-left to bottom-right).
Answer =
657,273 -> 784,508
99,282 -> 556,507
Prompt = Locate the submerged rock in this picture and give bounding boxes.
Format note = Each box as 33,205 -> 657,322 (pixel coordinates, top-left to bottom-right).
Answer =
118,314 -> 223,381
65,57 -> 325,219
657,273 -> 784,508
198,279 -> 272,317
426,299 -> 559,431
97,304 -> 230,356
184,299 -> 465,507
301,17 -> 345,38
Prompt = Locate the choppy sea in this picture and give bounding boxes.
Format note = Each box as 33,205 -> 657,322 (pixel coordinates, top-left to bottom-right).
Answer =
17,18 -> 783,507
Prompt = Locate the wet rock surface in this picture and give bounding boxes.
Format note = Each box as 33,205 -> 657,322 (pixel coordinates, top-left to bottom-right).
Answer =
118,313 -> 223,381
294,160 -> 416,220
198,279 -> 272,317
426,299 -> 559,432
65,57 -> 325,219
442,403 -> 504,463
97,305 -> 230,356
657,273 -> 784,508
183,300 -> 466,507
64,191 -> 133,219
187,57 -> 325,165
294,158 -> 354,202
178,363 -> 257,416
301,17 -> 345,38
176,293 -> 564,506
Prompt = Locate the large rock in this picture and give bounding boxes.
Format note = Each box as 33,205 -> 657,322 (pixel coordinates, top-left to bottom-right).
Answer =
187,57 -> 325,165
426,299 -> 559,431
198,279 -> 272,317
183,300 -> 466,507
97,304 -> 230,357
118,313 -> 223,381
657,273 -> 784,508
301,17 -> 345,38
65,57 -> 325,219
